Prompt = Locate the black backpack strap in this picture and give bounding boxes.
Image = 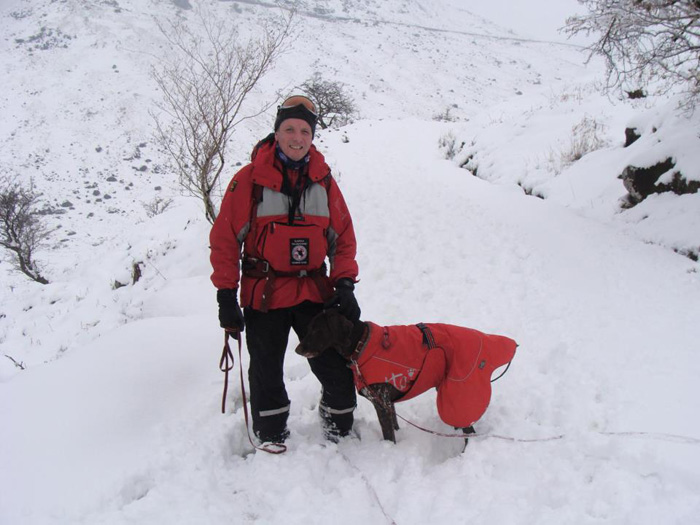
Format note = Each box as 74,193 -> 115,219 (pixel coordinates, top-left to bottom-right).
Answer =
320,172 -> 332,191
416,323 -> 437,349
252,183 -> 264,204
246,183 -> 264,257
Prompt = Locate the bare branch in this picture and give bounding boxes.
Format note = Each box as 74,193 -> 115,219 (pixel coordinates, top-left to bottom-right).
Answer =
565,0 -> 700,109
151,7 -> 293,223
4,354 -> 26,370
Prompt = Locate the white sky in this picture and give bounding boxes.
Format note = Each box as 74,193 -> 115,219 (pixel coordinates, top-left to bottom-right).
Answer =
465,0 -> 590,45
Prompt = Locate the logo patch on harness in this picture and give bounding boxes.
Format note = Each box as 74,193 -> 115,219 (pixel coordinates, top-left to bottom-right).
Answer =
290,238 -> 309,266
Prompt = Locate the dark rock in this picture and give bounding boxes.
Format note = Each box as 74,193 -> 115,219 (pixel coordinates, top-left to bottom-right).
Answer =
624,127 -> 641,147
618,157 -> 698,204
620,158 -> 675,203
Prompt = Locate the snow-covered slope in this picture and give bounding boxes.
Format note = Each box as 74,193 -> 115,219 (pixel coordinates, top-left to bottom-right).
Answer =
2,1 -> 700,524
3,118 -> 699,525
0,0 -> 591,365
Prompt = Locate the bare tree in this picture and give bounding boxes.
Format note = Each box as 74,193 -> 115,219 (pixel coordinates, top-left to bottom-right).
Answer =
152,8 -> 293,224
0,179 -> 49,284
298,72 -> 357,129
564,1 -> 700,109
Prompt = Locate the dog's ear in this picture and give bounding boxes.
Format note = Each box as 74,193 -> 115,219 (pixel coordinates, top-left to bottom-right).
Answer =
295,309 -> 354,358
325,309 -> 354,353
295,310 -> 333,358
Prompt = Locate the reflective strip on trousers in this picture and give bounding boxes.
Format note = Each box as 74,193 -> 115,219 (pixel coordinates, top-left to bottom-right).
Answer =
320,403 -> 356,415
258,404 -> 291,417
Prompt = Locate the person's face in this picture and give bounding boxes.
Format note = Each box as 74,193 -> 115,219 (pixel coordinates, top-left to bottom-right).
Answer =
275,118 -> 313,162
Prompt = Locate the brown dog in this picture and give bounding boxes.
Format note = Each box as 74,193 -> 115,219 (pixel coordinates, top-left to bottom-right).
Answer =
296,309 -> 517,444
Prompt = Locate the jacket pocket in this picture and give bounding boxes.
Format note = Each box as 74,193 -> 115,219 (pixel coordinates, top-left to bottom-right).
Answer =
261,222 -> 328,273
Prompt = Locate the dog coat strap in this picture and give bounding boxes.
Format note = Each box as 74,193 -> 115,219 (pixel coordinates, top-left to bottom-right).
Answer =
416,323 -> 438,349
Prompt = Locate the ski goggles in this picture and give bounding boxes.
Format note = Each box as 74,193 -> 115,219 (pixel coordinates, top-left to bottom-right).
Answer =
278,95 -> 317,117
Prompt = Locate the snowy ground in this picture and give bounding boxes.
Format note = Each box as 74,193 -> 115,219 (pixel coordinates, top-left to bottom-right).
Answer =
2,0 -> 700,524
2,119 -> 700,524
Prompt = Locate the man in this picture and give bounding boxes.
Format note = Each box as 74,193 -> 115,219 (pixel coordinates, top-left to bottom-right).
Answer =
210,95 -> 360,445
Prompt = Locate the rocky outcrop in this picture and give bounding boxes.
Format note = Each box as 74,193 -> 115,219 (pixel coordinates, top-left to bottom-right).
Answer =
619,157 -> 699,206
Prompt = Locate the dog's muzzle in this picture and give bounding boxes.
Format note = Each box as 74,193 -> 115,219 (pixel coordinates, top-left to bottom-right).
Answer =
295,343 -> 314,358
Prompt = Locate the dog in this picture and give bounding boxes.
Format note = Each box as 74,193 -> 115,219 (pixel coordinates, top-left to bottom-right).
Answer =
295,309 -> 517,444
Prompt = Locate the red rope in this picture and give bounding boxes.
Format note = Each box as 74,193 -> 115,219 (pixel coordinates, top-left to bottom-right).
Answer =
219,332 -> 234,414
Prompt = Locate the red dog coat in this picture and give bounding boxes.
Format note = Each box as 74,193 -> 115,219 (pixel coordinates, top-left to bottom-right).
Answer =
353,322 -> 517,427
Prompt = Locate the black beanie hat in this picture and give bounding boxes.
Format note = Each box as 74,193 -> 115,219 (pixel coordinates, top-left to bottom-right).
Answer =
274,97 -> 318,137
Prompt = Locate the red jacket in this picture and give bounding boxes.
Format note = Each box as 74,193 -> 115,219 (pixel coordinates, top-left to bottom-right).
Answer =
210,138 -> 358,310
353,322 -> 517,428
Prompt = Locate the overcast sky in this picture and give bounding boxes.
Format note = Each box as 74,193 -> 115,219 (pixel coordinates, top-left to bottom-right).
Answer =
465,0 -> 590,46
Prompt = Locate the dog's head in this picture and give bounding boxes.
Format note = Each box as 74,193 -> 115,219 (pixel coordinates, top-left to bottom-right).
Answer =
295,309 -> 355,359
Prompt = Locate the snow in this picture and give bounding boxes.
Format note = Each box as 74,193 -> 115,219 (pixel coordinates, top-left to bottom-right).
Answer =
2,1 -> 700,524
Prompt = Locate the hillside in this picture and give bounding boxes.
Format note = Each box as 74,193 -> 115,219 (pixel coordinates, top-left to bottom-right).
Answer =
0,0 -> 595,366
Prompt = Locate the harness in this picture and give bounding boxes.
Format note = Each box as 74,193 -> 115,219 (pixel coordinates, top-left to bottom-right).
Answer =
242,255 -> 332,312
416,322 -> 437,349
242,178 -> 333,312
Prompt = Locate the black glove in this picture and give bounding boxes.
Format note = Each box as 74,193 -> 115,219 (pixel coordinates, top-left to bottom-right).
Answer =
217,289 -> 245,333
324,278 -> 361,322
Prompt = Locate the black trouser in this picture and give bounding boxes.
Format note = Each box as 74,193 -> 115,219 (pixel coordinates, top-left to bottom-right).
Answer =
244,301 -> 356,442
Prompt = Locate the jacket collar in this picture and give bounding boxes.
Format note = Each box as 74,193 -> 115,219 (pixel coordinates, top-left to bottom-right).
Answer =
250,139 -> 330,191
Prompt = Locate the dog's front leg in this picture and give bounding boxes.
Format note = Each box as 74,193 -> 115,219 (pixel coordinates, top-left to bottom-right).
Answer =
364,385 -> 397,443
458,425 -> 476,452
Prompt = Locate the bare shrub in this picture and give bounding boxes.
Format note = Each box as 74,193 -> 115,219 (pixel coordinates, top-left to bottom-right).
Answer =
298,72 -> 357,129
433,106 -> 458,122
548,115 -> 607,174
0,178 -> 49,284
438,131 -> 463,160
143,196 -> 173,218
565,115 -> 607,164
152,7 -> 292,224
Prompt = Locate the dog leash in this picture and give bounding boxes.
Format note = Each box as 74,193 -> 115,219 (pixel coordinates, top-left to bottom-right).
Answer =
338,450 -> 398,525
219,331 -> 235,414
349,365 -> 700,445
220,331 -> 287,454
350,357 -> 566,443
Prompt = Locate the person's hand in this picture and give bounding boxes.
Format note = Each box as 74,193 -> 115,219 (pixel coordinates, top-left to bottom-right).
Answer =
324,278 -> 360,322
217,289 -> 245,333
